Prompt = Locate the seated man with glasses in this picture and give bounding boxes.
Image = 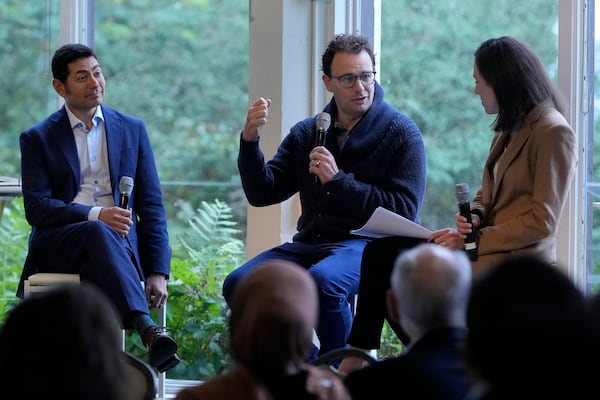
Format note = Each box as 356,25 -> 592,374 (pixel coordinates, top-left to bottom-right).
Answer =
222,33 -> 427,362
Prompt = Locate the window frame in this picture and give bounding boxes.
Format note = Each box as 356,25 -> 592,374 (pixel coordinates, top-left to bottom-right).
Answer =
58,0 -> 593,291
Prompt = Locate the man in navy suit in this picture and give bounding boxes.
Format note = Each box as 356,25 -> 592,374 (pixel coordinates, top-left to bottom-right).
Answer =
344,243 -> 472,399
17,43 -> 179,372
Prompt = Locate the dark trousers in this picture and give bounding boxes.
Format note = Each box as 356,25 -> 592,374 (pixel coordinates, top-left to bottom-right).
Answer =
22,220 -> 149,328
222,238 -> 369,357
346,236 -> 426,349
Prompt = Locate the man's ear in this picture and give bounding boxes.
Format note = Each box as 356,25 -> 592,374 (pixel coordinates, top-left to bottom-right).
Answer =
322,74 -> 334,93
386,288 -> 400,323
52,79 -> 66,97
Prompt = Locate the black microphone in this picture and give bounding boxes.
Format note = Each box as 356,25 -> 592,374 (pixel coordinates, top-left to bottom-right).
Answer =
314,112 -> 331,183
315,112 -> 331,148
455,183 -> 478,261
119,176 -> 134,209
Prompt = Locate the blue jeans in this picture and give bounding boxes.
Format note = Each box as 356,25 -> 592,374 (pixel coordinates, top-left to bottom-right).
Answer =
222,238 -> 369,357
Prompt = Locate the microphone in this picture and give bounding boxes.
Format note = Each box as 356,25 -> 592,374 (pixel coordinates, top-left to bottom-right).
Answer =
315,112 -> 331,148
119,176 -> 134,209
314,112 -> 331,183
455,183 -> 478,261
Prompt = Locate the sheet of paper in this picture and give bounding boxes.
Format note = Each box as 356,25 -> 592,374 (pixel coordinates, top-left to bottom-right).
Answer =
351,206 -> 432,239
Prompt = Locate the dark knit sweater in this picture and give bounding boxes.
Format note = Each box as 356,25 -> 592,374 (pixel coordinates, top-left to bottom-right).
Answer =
238,82 -> 426,242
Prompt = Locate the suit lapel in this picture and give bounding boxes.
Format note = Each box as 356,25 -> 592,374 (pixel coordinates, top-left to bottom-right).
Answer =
52,108 -> 80,186
102,106 -> 123,197
491,102 -> 549,201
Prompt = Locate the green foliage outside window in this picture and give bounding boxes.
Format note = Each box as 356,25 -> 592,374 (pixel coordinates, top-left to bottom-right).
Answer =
0,198 -> 243,381
0,196 -> 402,379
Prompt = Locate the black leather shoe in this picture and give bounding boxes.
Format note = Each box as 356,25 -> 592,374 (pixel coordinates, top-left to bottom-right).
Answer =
157,354 -> 181,373
142,326 -> 180,372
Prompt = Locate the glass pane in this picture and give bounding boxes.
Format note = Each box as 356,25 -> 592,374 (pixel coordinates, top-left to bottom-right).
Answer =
588,5 -> 600,294
0,2 -> 60,176
380,0 -> 560,231
0,1 -> 60,318
94,0 -> 249,381
94,0 -> 249,241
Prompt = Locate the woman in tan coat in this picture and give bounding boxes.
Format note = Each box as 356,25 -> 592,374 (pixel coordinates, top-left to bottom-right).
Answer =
430,36 -> 577,272
340,36 -> 578,373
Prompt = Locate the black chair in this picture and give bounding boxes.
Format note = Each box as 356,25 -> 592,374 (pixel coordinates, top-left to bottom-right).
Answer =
123,352 -> 158,400
312,346 -> 377,376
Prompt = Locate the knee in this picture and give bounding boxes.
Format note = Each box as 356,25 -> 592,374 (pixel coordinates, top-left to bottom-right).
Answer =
85,220 -> 120,243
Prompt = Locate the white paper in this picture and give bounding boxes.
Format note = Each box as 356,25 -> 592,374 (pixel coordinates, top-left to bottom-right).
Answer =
351,206 -> 432,239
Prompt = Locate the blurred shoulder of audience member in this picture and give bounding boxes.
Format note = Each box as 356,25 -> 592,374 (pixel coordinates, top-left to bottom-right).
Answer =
0,283 -> 148,400
464,255 -> 596,400
175,259 -> 350,400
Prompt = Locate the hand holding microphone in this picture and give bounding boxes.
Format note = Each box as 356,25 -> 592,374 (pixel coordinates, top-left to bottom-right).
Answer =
313,112 -> 331,183
455,183 -> 478,261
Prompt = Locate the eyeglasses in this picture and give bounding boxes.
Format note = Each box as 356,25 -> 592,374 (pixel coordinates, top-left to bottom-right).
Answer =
330,72 -> 376,88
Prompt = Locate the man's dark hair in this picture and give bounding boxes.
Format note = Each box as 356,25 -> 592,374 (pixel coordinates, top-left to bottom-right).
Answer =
321,34 -> 376,77
51,43 -> 97,83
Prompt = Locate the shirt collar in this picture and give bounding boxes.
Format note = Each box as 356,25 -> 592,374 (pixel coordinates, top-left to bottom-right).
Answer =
65,105 -> 104,130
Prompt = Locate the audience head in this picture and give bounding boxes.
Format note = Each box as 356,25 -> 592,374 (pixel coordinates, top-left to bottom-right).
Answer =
465,256 -> 593,398
387,243 -> 472,340
0,283 -> 141,400
474,36 -> 565,132
229,259 -> 318,385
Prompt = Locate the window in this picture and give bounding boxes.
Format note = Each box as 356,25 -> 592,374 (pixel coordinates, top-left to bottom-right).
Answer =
380,0 -> 561,230
93,0 -> 249,240
0,0 -> 596,388
0,2 -> 60,176
377,0 -> 598,294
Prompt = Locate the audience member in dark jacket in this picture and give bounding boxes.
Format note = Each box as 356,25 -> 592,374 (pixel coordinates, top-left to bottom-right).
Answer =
344,243 -> 472,400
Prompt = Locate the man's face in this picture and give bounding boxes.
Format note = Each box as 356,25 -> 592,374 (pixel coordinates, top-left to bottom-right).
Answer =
53,56 -> 105,114
323,50 -> 375,126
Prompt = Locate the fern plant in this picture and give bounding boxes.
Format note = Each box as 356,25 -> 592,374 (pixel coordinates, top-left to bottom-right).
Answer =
127,199 -> 245,380
0,198 -> 30,323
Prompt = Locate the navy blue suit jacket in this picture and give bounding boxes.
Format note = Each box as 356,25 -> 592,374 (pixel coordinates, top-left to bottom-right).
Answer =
344,327 -> 471,400
17,105 -> 171,298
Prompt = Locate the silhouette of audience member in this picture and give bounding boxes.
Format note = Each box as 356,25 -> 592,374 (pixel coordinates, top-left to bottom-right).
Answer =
0,284 -> 149,400
344,243 -> 472,400
586,289 -> 600,373
175,259 -> 350,400
464,256 -> 596,400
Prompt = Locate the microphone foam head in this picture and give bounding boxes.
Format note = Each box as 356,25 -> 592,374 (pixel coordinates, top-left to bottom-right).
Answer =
317,112 -> 331,131
455,182 -> 470,203
119,176 -> 134,195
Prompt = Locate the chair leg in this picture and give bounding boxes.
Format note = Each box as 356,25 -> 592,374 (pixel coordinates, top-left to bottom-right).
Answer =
157,303 -> 167,399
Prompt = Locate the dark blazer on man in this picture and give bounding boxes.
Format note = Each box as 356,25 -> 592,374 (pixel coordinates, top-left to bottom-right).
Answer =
17,105 -> 171,321
344,327 -> 471,400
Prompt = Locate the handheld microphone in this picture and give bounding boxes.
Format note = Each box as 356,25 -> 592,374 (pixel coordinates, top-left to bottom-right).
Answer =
314,112 -> 331,183
119,176 -> 134,209
455,183 -> 478,261
315,112 -> 331,148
